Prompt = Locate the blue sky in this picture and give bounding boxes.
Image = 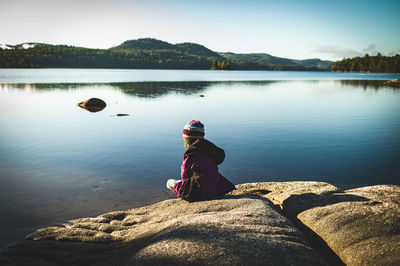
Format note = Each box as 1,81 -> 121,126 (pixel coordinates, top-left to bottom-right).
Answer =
1,0 -> 399,60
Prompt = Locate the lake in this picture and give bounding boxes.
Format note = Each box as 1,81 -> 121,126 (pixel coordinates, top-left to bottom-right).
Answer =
1,69 -> 400,248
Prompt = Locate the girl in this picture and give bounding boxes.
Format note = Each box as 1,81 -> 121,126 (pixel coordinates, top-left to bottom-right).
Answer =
167,120 -> 235,201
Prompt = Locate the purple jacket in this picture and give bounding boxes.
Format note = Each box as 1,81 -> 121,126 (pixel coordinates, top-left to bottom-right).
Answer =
173,139 -> 235,200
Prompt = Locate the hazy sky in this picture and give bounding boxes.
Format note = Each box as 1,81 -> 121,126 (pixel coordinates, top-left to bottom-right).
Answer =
1,0 -> 399,60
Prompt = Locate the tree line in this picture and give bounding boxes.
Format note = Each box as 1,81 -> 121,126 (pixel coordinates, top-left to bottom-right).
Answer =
0,43 -> 331,71
210,60 -> 231,70
0,40 -> 342,71
0,45 -> 217,69
331,53 -> 400,73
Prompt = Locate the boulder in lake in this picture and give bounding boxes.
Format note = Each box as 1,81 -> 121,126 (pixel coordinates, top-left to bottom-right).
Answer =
77,98 -> 106,112
383,79 -> 400,88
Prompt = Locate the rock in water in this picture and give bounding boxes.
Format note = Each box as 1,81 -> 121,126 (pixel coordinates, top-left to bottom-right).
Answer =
77,98 -> 106,112
383,79 -> 400,88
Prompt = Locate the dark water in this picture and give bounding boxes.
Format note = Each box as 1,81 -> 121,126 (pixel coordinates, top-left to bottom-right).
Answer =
1,70 -> 400,248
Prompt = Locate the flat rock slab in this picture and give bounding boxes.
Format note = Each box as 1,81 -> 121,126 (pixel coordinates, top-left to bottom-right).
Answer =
232,181 -> 339,209
2,196 -> 326,265
3,181 -> 398,265
296,185 -> 400,266
233,182 -> 400,266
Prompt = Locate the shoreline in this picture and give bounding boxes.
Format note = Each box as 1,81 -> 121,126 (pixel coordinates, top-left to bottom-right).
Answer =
2,181 -> 399,265
0,180 -> 389,251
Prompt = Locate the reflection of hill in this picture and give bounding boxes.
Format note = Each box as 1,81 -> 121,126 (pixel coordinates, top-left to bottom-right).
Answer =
0,81 -> 278,98
0,83 -> 91,92
109,82 -> 212,98
3,80 -> 391,99
110,81 -> 281,98
338,80 -> 386,89
0,82 -> 211,97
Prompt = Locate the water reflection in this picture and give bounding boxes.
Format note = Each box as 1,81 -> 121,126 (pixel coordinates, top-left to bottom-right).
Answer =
1,80 -> 396,99
0,82 -> 212,97
0,80 -> 279,98
0,83 -> 92,92
110,81 -> 211,97
339,80 -> 387,89
1,78 -> 400,249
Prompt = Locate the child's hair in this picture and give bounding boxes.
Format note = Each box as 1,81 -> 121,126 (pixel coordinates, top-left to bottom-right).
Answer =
182,120 -> 205,148
183,135 -> 200,148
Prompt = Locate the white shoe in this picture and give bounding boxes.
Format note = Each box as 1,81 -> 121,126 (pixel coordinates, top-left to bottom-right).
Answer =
166,179 -> 179,190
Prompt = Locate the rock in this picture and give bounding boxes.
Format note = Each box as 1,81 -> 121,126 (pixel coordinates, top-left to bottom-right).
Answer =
383,79 -> 400,88
232,182 -> 345,264
2,182 -> 399,265
296,185 -> 400,266
233,182 -> 400,265
2,197 -> 326,265
77,98 -> 106,112
110,114 -> 130,117
232,181 -> 339,210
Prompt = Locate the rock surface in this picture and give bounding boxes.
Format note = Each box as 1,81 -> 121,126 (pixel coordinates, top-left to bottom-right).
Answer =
231,181 -> 339,210
233,182 -> 400,266
383,79 -> 400,88
77,98 -> 106,112
2,181 -> 399,265
1,195 -> 325,265
296,185 -> 400,266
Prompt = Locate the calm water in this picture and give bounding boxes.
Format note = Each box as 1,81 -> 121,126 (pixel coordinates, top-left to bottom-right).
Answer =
1,69 -> 400,248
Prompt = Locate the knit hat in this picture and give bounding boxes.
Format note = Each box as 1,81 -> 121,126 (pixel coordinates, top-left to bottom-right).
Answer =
183,120 -> 205,138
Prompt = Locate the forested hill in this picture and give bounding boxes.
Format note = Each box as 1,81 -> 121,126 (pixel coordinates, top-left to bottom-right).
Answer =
220,53 -> 332,71
112,39 -> 220,58
0,38 -> 331,71
331,53 -> 400,73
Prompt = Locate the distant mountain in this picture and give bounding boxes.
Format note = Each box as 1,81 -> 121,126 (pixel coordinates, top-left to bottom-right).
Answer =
176,43 -> 222,58
220,52 -> 332,71
0,38 -> 332,71
113,38 -> 176,51
112,38 -> 224,58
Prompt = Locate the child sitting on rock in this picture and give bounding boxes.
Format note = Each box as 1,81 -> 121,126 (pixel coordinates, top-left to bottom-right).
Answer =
167,120 -> 235,201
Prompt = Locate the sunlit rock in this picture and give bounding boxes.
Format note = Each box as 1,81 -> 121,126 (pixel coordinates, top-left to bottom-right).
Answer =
2,182 -> 399,265
232,181 -> 339,209
295,185 -> 400,266
2,196 -> 325,265
383,79 -> 400,88
233,182 -> 400,265
77,98 -> 106,112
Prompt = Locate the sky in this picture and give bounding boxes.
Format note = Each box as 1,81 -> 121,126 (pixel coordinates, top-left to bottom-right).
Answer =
1,0 -> 399,61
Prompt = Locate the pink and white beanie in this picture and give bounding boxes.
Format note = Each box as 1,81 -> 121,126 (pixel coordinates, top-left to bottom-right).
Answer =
182,120 -> 205,138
